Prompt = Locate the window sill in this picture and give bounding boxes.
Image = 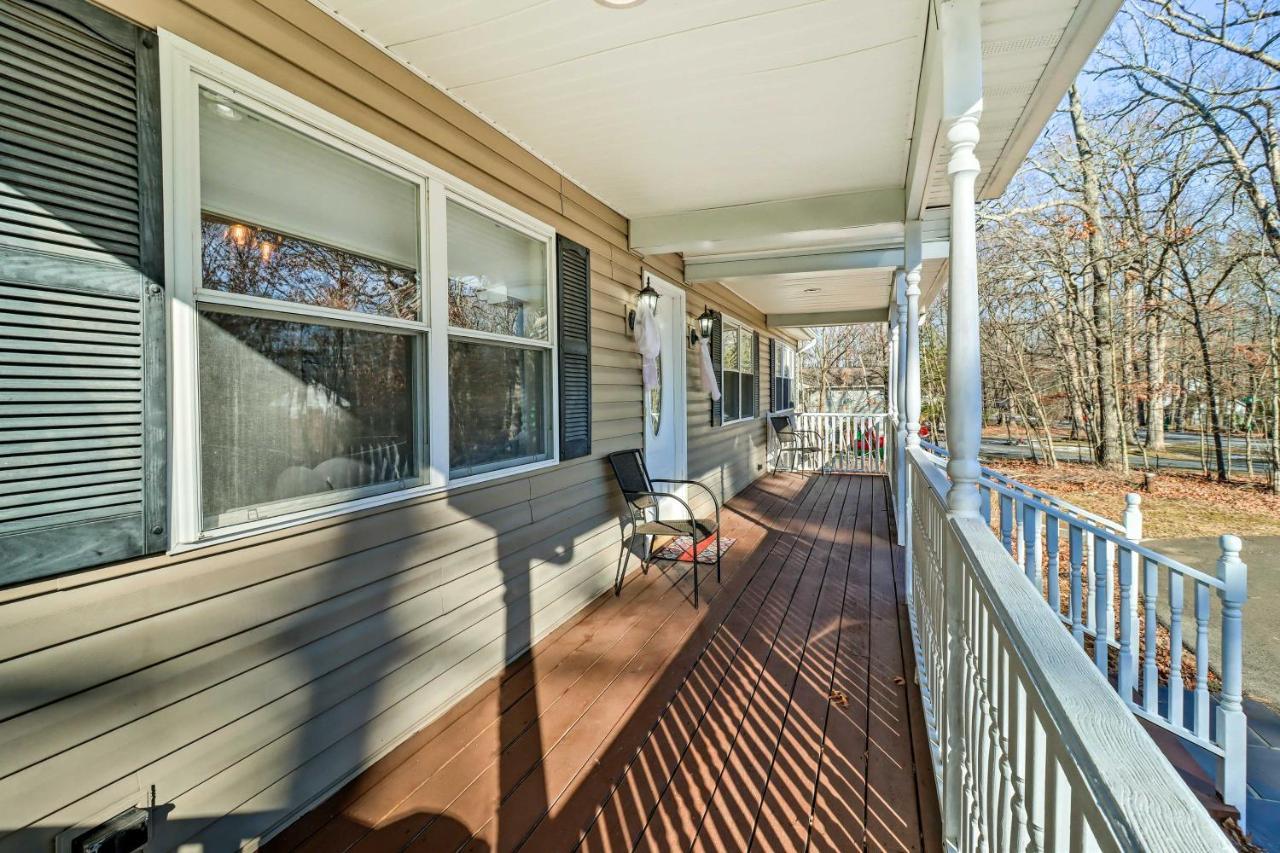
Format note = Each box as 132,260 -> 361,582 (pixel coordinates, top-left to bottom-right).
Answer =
169,456 -> 561,554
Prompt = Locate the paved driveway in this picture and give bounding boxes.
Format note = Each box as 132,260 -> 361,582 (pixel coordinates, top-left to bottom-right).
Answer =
1145,535 -> 1280,849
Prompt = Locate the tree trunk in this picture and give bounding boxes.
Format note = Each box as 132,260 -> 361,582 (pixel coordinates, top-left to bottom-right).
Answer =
1068,86 -> 1122,468
1189,301 -> 1229,481
1145,272 -> 1168,450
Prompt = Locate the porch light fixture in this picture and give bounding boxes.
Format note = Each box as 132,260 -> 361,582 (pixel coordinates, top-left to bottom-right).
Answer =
628,282 -> 660,331
695,306 -> 715,343
595,0 -> 645,7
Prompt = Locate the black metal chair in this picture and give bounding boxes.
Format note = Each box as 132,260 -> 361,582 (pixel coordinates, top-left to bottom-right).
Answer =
770,413 -> 819,472
606,449 -> 721,607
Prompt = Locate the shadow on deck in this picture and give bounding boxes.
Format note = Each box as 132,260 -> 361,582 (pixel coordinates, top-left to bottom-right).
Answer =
265,473 -> 941,852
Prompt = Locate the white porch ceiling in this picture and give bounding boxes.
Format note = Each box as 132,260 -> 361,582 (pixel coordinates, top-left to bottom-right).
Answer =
320,0 -> 926,217
317,0 -> 1121,324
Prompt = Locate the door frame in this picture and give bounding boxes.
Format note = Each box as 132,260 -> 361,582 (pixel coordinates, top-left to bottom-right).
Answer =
642,270 -> 688,488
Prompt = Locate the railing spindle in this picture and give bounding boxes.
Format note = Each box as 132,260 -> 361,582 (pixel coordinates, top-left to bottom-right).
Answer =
1094,532 -> 1110,675
1000,493 -> 1014,555
1022,502 -> 1041,589
1168,569 -> 1185,728
1194,581 -> 1211,739
1142,557 -> 1159,714
1046,517 -> 1060,618
1117,547 -> 1134,701
1069,524 -> 1084,645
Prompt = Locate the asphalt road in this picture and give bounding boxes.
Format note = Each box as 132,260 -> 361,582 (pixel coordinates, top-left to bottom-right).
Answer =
980,438 -> 1275,474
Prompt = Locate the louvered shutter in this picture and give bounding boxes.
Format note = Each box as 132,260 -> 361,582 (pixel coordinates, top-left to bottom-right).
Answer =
556,234 -> 591,460
753,331 -> 761,417
709,311 -> 722,427
768,337 -> 776,413
0,0 -> 165,585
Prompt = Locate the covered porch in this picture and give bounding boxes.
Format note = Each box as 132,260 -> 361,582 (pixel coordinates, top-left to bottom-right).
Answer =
265,473 -> 938,852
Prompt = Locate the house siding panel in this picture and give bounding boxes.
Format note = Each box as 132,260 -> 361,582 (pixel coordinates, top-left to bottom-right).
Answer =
0,3 -> 798,850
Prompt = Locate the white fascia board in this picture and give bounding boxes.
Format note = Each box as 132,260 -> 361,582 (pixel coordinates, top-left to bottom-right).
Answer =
629,188 -> 906,255
980,0 -> 1124,199
904,4 -> 943,221
685,247 -> 904,283
767,308 -> 889,327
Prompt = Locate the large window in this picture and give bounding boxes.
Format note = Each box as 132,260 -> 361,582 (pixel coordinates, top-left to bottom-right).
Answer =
169,54 -> 558,544
720,316 -> 755,424
446,199 -> 553,477
774,342 -> 796,411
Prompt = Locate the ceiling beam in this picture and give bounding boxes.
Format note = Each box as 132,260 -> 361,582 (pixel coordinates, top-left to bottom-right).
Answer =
767,308 -> 888,328
629,188 -> 906,255
685,247 -> 903,283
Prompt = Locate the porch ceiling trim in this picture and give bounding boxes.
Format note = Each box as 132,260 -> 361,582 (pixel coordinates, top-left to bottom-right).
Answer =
629,188 -> 905,256
766,308 -> 887,327
685,248 -> 903,284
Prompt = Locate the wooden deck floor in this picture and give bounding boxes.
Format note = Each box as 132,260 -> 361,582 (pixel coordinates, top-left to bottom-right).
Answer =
266,473 -> 940,853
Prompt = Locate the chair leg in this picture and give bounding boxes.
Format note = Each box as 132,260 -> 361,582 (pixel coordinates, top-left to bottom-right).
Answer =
715,527 -> 722,583
615,532 -> 631,596
693,558 -> 699,608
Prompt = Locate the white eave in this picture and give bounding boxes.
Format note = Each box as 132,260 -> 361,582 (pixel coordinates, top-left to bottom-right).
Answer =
315,0 -> 1121,325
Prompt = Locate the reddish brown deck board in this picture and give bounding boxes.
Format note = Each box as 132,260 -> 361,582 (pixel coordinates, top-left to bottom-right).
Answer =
265,474 -> 937,853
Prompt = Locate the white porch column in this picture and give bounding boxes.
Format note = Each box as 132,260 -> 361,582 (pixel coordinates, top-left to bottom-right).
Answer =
894,269 -> 909,541
905,223 -> 923,449
942,0 -> 983,519
888,303 -> 899,422
903,223 -> 923,596
938,2 -> 983,848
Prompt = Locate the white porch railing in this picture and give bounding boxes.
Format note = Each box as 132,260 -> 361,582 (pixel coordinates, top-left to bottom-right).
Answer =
795,412 -> 888,473
905,447 -> 1235,850
917,440 -> 1249,827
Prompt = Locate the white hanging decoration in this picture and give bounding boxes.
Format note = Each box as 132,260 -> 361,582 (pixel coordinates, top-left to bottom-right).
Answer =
698,336 -> 720,401
634,304 -> 661,390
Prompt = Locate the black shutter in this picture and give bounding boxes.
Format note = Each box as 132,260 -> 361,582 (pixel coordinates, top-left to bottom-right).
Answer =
709,311 -> 723,427
768,337 -> 776,413
556,234 -> 591,460
749,331 -> 757,417
0,0 -> 166,585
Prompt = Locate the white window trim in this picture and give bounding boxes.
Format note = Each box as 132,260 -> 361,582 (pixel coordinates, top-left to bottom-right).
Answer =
719,313 -> 756,426
772,341 -> 796,413
160,32 -> 559,550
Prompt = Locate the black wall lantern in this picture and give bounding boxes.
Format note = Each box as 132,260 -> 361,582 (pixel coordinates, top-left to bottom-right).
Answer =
628,282 -> 660,331
691,306 -> 715,346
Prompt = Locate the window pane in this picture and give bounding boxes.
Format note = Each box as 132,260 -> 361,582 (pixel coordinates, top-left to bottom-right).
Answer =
199,90 -> 420,317
201,213 -> 419,320
741,373 -> 754,416
448,201 -> 548,340
739,332 -> 753,372
449,339 -> 550,476
724,369 -> 740,421
198,310 -> 419,530
723,327 -> 738,371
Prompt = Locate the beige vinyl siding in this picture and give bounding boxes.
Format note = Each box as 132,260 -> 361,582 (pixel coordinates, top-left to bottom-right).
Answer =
683,282 -> 799,518
0,3 -> 798,850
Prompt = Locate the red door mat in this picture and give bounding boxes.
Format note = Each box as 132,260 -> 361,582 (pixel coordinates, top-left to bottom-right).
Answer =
652,533 -> 735,564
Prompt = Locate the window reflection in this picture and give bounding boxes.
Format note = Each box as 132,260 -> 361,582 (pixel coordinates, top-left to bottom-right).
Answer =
447,200 -> 548,339
448,339 -> 550,477
201,213 -> 420,319
198,310 -> 418,529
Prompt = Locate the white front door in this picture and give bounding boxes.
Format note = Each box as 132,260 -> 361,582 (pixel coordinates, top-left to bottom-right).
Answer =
642,272 -> 687,487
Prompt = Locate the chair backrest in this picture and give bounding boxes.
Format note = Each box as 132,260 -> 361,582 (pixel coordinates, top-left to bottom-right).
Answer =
769,413 -> 798,444
607,449 -> 655,508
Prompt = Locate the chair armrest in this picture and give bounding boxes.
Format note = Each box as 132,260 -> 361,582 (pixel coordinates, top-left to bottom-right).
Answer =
627,490 -> 697,526
651,479 -> 720,521
793,429 -> 821,444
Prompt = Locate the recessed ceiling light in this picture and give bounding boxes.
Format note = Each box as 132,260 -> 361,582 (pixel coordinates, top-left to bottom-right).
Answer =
595,0 -> 645,7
